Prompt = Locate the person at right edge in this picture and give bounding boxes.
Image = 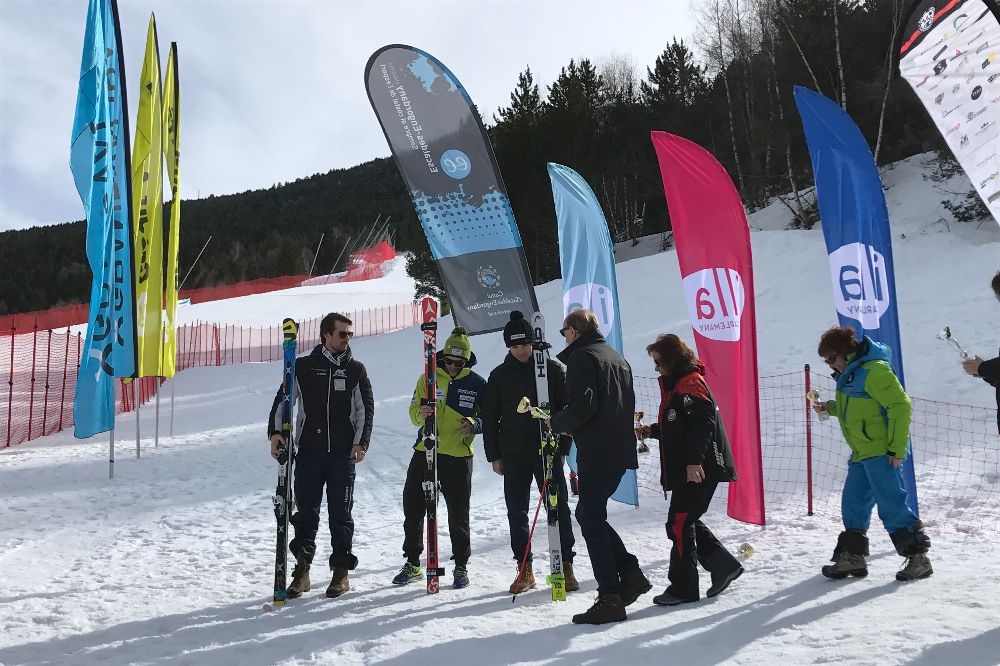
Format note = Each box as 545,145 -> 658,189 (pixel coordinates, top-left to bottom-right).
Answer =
549,308 -> 651,625
813,326 -> 933,582
637,334 -> 742,607
960,270 -> 1000,435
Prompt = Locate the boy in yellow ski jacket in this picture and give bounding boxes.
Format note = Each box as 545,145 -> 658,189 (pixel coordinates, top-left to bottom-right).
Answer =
393,327 -> 486,589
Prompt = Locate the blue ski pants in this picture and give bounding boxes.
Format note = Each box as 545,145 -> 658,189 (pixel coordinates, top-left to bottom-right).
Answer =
841,455 -> 919,535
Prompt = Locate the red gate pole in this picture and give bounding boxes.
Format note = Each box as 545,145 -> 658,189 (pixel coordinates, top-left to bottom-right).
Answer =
804,363 -> 814,517
27,323 -> 38,441
58,326 -> 70,432
5,326 -> 14,447
214,324 -> 221,367
42,328 -> 52,435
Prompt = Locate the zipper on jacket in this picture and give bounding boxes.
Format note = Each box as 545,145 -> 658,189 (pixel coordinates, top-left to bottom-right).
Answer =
327,370 -> 332,453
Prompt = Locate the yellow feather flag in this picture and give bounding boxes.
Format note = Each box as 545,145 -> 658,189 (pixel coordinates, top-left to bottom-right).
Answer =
161,41 -> 181,378
131,14 -> 165,377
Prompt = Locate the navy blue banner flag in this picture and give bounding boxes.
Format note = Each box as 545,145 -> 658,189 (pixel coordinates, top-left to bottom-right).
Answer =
794,86 -> 919,514
69,0 -> 137,439
548,163 -> 637,506
365,45 -> 537,334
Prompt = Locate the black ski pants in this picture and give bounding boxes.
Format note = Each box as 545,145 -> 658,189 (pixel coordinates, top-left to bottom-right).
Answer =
503,453 -> 576,565
665,480 -> 740,600
402,450 -> 473,566
290,448 -> 356,560
575,468 -> 640,595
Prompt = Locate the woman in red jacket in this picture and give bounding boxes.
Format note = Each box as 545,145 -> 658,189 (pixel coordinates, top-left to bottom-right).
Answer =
637,334 -> 742,606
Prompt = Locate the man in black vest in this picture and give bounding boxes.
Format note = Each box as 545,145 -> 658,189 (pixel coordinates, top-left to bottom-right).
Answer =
268,312 -> 374,599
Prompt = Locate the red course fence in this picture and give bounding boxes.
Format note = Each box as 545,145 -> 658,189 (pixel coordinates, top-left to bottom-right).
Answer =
2,302 -> 420,448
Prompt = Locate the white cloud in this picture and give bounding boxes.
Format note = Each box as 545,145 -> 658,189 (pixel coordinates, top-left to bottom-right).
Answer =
0,0 -> 695,230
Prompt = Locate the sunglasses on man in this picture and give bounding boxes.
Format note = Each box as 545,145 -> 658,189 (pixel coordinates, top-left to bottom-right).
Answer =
334,330 -> 354,340
442,357 -> 466,368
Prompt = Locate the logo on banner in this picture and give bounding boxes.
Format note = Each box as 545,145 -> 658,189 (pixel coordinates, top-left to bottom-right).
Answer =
828,243 -> 891,329
563,282 -> 616,338
681,268 -> 745,342
440,149 -> 471,180
477,265 -> 500,289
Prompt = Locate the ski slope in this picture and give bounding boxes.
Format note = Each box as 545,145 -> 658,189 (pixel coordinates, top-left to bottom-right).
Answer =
1,153 -> 999,665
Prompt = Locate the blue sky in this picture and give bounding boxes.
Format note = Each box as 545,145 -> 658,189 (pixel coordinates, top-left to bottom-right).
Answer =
0,0 -> 696,231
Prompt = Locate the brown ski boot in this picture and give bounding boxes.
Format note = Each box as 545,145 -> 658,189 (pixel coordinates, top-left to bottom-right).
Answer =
563,561 -> 580,592
509,566 -> 536,594
326,567 -> 349,597
286,563 -> 311,599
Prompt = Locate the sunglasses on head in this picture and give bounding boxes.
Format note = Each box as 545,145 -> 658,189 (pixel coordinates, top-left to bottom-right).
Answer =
442,357 -> 466,368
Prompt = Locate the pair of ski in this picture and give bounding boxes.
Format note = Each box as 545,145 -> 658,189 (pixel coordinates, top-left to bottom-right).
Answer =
515,312 -> 567,602
268,318 -> 299,611
419,301 -> 565,600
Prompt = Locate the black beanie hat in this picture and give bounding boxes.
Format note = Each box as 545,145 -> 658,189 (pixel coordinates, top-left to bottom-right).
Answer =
503,310 -> 535,347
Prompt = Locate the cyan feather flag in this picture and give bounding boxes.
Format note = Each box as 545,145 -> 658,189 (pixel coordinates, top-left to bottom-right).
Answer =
70,0 -> 137,438
548,162 -> 638,506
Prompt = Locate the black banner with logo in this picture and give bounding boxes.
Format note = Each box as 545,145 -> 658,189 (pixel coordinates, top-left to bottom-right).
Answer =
365,44 -> 537,334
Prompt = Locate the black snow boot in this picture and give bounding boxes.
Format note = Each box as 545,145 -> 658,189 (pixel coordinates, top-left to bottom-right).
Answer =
619,568 -> 652,607
891,521 -> 932,581
703,548 -> 744,598
822,529 -> 869,579
571,593 -> 626,625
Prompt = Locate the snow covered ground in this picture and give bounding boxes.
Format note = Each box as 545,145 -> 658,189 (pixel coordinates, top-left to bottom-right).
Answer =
1,154 -> 999,665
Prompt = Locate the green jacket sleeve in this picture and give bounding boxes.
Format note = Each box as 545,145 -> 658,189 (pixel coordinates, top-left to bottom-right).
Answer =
864,362 -> 912,458
409,374 -> 427,427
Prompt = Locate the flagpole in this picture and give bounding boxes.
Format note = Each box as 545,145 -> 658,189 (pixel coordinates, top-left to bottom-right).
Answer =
169,375 -> 175,437
135,381 -> 141,459
154,380 -> 160,447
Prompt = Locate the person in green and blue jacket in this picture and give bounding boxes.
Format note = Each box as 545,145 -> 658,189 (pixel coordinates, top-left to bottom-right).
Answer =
391,326 -> 486,590
812,326 -> 933,582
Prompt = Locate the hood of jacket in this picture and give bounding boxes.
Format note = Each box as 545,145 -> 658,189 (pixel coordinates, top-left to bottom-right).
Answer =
834,336 -> 891,383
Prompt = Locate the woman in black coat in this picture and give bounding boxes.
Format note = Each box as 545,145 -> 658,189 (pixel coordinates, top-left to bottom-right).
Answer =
637,334 -> 742,606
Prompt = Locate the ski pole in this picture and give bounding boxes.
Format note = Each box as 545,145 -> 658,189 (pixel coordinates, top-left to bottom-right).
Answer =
513,484 -> 546,603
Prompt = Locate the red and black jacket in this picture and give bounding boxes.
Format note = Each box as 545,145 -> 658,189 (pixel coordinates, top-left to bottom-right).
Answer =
650,362 -> 736,492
